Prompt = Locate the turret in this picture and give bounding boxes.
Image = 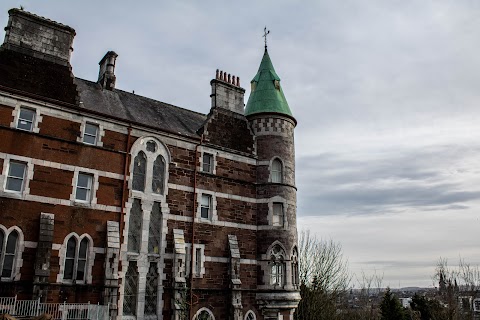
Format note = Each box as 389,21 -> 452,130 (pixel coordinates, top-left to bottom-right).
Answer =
247,48 -> 300,319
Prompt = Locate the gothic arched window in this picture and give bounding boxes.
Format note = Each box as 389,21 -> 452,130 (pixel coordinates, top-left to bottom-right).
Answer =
132,151 -> 147,191
269,244 -> 286,287
245,310 -> 256,320
63,236 -> 89,282
148,202 -> 162,254
193,308 -> 215,320
271,158 -> 282,183
292,247 -> 299,289
0,230 -> 18,278
152,155 -> 165,194
128,199 -> 142,253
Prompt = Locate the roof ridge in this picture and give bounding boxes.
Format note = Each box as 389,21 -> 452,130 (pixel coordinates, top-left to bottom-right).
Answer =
74,77 -> 206,117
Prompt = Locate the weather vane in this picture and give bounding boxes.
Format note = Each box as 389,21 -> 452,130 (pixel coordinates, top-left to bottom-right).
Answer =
263,26 -> 270,50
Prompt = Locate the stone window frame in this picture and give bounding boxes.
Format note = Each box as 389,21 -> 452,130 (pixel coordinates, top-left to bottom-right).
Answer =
129,136 -> 170,199
198,146 -> 217,175
291,246 -> 299,289
0,224 -> 25,282
11,104 -> 42,133
244,310 -> 256,320
269,157 -> 284,183
0,156 -> 33,200
193,307 -> 215,320
266,241 -> 287,289
78,119 -> 105,147
56,232 -> 95,284
70,169 -> 99,206
196,190 -> 217,223
267,196 -> 288,229
185,243 -> 205,278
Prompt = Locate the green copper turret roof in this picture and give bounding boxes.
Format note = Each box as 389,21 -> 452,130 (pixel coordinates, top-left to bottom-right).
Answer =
245,49 -> 294,119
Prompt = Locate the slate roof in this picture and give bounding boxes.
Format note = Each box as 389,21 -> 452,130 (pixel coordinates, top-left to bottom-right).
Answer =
75,79 -> 206,138
0,46 -> 206,138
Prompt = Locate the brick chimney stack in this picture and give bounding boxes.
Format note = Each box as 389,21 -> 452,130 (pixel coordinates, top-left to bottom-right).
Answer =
98,51 -> 118,90
2,8 -> 76,65
210,69 -> 245,114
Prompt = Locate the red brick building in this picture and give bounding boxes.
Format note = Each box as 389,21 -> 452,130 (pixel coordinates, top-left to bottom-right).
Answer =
0,8 -> 300,320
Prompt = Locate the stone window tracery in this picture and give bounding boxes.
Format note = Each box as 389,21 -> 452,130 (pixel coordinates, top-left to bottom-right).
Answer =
269,244 -> 286,287
0,228 -> 19,279
245,311 -> 256,320
64,236 -> 89,282
193,307 -> 215,320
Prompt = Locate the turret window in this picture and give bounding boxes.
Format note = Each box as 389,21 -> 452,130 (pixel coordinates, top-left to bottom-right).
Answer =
269,244 -> 285,287
272,203 -> 284,227
271,159 -> 283,183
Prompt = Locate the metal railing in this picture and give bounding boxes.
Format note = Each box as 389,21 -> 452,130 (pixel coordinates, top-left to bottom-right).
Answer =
0,296 -> 109,320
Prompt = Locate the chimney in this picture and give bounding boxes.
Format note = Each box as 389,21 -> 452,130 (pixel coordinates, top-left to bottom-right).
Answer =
98,51 -> 118,90
2,8 -> 76,65
210,69 -> 245,114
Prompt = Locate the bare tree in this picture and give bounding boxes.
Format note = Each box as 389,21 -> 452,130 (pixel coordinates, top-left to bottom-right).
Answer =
295,230 -> 351,320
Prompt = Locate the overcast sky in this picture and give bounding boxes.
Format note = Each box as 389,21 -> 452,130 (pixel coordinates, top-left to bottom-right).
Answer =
2,1 -> 479,288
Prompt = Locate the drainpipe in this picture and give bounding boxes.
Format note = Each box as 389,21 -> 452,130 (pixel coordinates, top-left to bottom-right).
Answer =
189,134 -> 204,319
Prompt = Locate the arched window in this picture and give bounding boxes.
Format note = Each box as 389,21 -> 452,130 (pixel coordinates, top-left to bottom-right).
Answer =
63,236 -> 89,282
132,152 -> 147,191
271,159 -> 282,183
128,199 -> 142,253
245,310 -> 256,320
292,247 -> 299,289
152,155 -> 165,194
148,202 -> 162,254
269,244 -> 285,287
145,262 -> 159,316
1,230 -> 18,278
193,308 -> 215,320
123,261 -> 138,316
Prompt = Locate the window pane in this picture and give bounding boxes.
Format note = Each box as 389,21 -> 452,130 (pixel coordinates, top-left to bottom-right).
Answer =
83,134 -> 96,145
145,263 -> 159,315
123,262 -> 138,316
66,237 -> 76,258
19,108 -> 35,122
132,152 -> 146,191
201,207 -> 209,219
146,141 -> 157,152
9,162 -> 26,178
77,174 -> 91,188
203,153 -> 212,172
201,195 -> 210,206
128,199 -> 142,253
6,232 -> 18,254
152,156 -> 165,194
6,178 -> 23,192
75,188 -> 88,201
272,159 -> 282,183
64,258 -> 74,279
148,202 -> 162,254
76,260 -> 86,281
84,123 -> 98,136
1,255 -> 14,278
79,238 -> 88,258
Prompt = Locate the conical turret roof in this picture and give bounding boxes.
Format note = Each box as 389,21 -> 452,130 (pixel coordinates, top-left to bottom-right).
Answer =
245,49 -> 294,120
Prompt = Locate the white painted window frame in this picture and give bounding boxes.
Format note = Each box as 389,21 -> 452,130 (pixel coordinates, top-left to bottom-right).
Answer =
268,196 -> 288,229
198,147 -> 217,175
11,104 -> 42,133
78,119 -> 104,147
196,190 -> 217,223
0,225 -> 25,282
270,157 -> 283,183
70,169 -> 99,206
1,156 -> 33,199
